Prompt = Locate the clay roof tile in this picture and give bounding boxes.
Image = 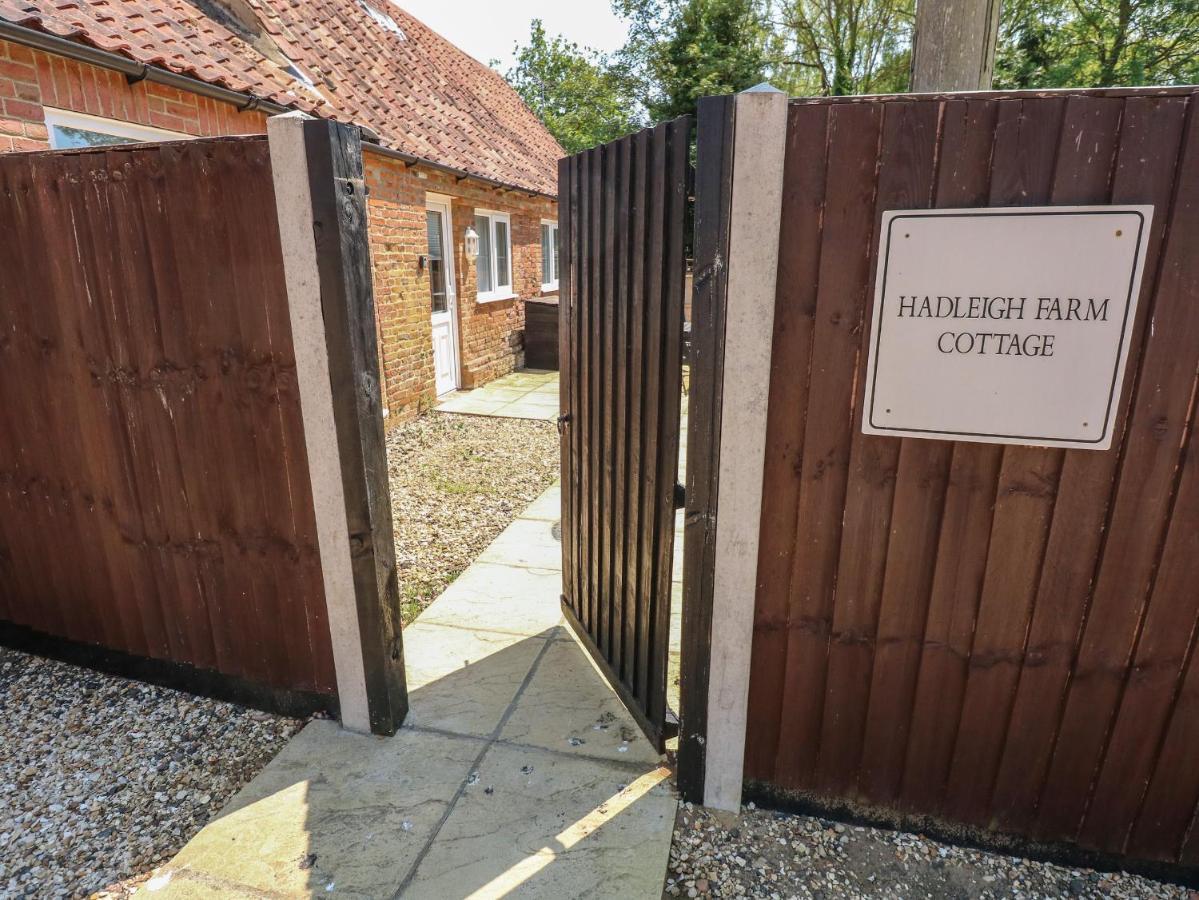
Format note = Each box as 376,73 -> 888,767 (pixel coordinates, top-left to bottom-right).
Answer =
0,0 -> 561,193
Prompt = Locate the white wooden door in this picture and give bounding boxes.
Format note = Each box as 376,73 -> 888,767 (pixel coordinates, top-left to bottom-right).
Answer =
427,201 -> 459,395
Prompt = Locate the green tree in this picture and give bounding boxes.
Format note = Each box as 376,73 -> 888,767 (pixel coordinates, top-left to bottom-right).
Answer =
613,0 -> 772,121
995,0 -> 1199,88
772,0 -> 915,95
502,20 -> 643,154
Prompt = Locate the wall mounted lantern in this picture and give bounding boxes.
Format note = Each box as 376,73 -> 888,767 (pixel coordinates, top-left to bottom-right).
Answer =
464,225 -> 480,261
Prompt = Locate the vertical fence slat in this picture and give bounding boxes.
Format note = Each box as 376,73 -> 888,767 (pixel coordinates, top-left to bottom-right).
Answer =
744,102 -> 831,784
586,146 -> 599,632
624,130 -> 649,687
610,138 -> 630,674
991,92 -> 1181,832
1034,95 -> 1196,843
770,102 -> 885,786
635,124 -> 668,709
940,96 -> 1069,825
891,101 -> 1001,814
853,98 -> 959,805
986,94 -> 1130,830
1128,643 -> 1199,860
649,118 -> 688,726
815,99 -> 941,796
1074,101 -> 1199,854
162,141 -> 275,681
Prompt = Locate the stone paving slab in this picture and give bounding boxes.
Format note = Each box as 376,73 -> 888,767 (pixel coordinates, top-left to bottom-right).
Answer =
403,622 -> 551,737
155,721 -> 484,898
499,638 -> 661,766
418,562 -> 566,636
402,744 -> 674,899
478,516 -> 562,572
436,369 -> 560,421
153,478 -> 676,899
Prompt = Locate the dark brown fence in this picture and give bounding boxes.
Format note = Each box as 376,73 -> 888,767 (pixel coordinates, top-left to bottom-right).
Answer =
558,118 -> 690,749
745,87 -> 1199,867
0,137 -> 335,703
523,296 -> 559,369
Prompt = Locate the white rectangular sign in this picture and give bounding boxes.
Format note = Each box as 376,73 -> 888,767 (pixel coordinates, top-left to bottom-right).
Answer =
861,206 -> 1153,450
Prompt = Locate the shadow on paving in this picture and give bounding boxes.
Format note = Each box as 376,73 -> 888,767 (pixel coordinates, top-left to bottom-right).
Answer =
149,481 -> 677,899
152,635 -> 675,898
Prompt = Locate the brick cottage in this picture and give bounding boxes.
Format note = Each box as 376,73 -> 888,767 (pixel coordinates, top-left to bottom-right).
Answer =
0,0 -> 562,423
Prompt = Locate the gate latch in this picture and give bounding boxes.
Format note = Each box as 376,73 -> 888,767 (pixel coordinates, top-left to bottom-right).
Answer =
556,413 -> 571,436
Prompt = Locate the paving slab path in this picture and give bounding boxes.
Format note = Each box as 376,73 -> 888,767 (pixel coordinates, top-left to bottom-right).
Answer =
435,369 -> 560,421
151,481 -> 677,899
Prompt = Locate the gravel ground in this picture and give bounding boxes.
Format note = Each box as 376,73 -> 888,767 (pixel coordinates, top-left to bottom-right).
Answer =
387,410 -> 560,623
666,804 -> 1193,900
0,649 -> 302,899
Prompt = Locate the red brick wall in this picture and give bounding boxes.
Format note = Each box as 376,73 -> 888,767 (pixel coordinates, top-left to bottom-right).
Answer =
363,156 -> 558,425
0,37 -> 559,428
0,39 -> 267,151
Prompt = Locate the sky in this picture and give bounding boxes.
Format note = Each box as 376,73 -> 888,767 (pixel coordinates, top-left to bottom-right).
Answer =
396,0 -> 631,72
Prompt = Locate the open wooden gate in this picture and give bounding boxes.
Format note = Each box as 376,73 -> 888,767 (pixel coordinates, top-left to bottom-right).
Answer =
557,117 -> 691,750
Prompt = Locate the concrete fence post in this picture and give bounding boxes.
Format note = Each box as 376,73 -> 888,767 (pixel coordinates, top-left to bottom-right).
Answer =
679,86 -> 788,810
267,112 -> 408,735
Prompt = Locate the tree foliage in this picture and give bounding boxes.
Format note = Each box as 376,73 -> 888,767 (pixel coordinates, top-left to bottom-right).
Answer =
502,0 -> 1199,149
502,20 -> 642,154
771,0 -> 914,95
995,0 -> 1199,88
613,0 -> 773,120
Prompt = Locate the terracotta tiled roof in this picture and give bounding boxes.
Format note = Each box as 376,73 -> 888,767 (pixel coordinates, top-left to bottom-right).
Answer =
0,0 -> 563,194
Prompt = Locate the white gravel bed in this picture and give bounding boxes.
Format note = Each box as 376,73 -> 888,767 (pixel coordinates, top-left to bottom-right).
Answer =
387,411 -> 560,623
0,649 -> 302,898
667,803 -> 1192,899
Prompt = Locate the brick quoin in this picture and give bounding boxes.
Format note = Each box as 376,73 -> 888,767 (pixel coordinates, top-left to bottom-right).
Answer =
0,37 -> 560,427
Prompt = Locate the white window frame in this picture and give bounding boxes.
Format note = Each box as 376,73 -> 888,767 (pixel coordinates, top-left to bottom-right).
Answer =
474,209 -> 515,303
44,108 -> 190,149
540,219 -> 559,292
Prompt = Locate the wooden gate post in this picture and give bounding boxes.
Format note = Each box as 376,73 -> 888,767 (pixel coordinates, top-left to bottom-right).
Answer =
267,113 -> 408,735
678,86 -> 788,809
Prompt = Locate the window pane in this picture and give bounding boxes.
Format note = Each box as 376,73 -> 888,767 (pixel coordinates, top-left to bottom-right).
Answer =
426,210 -> 447,314
495,219 -> 510,289
541,224 -> 552,284
552,225 -> 559,283
50,124 -> 134,149
475,214 -> 492,293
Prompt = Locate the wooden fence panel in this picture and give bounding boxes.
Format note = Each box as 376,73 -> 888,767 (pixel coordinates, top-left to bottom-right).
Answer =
0,137 -> 335,701
746,87 -> 1199,868
560,118 -> 690,749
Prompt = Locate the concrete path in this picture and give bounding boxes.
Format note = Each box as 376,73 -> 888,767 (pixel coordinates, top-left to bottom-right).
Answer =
435,369 -> 559,421
152,482 -> 677,899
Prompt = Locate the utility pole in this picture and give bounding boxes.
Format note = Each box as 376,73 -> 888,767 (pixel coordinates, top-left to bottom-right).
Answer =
910,0 -> 1003,91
